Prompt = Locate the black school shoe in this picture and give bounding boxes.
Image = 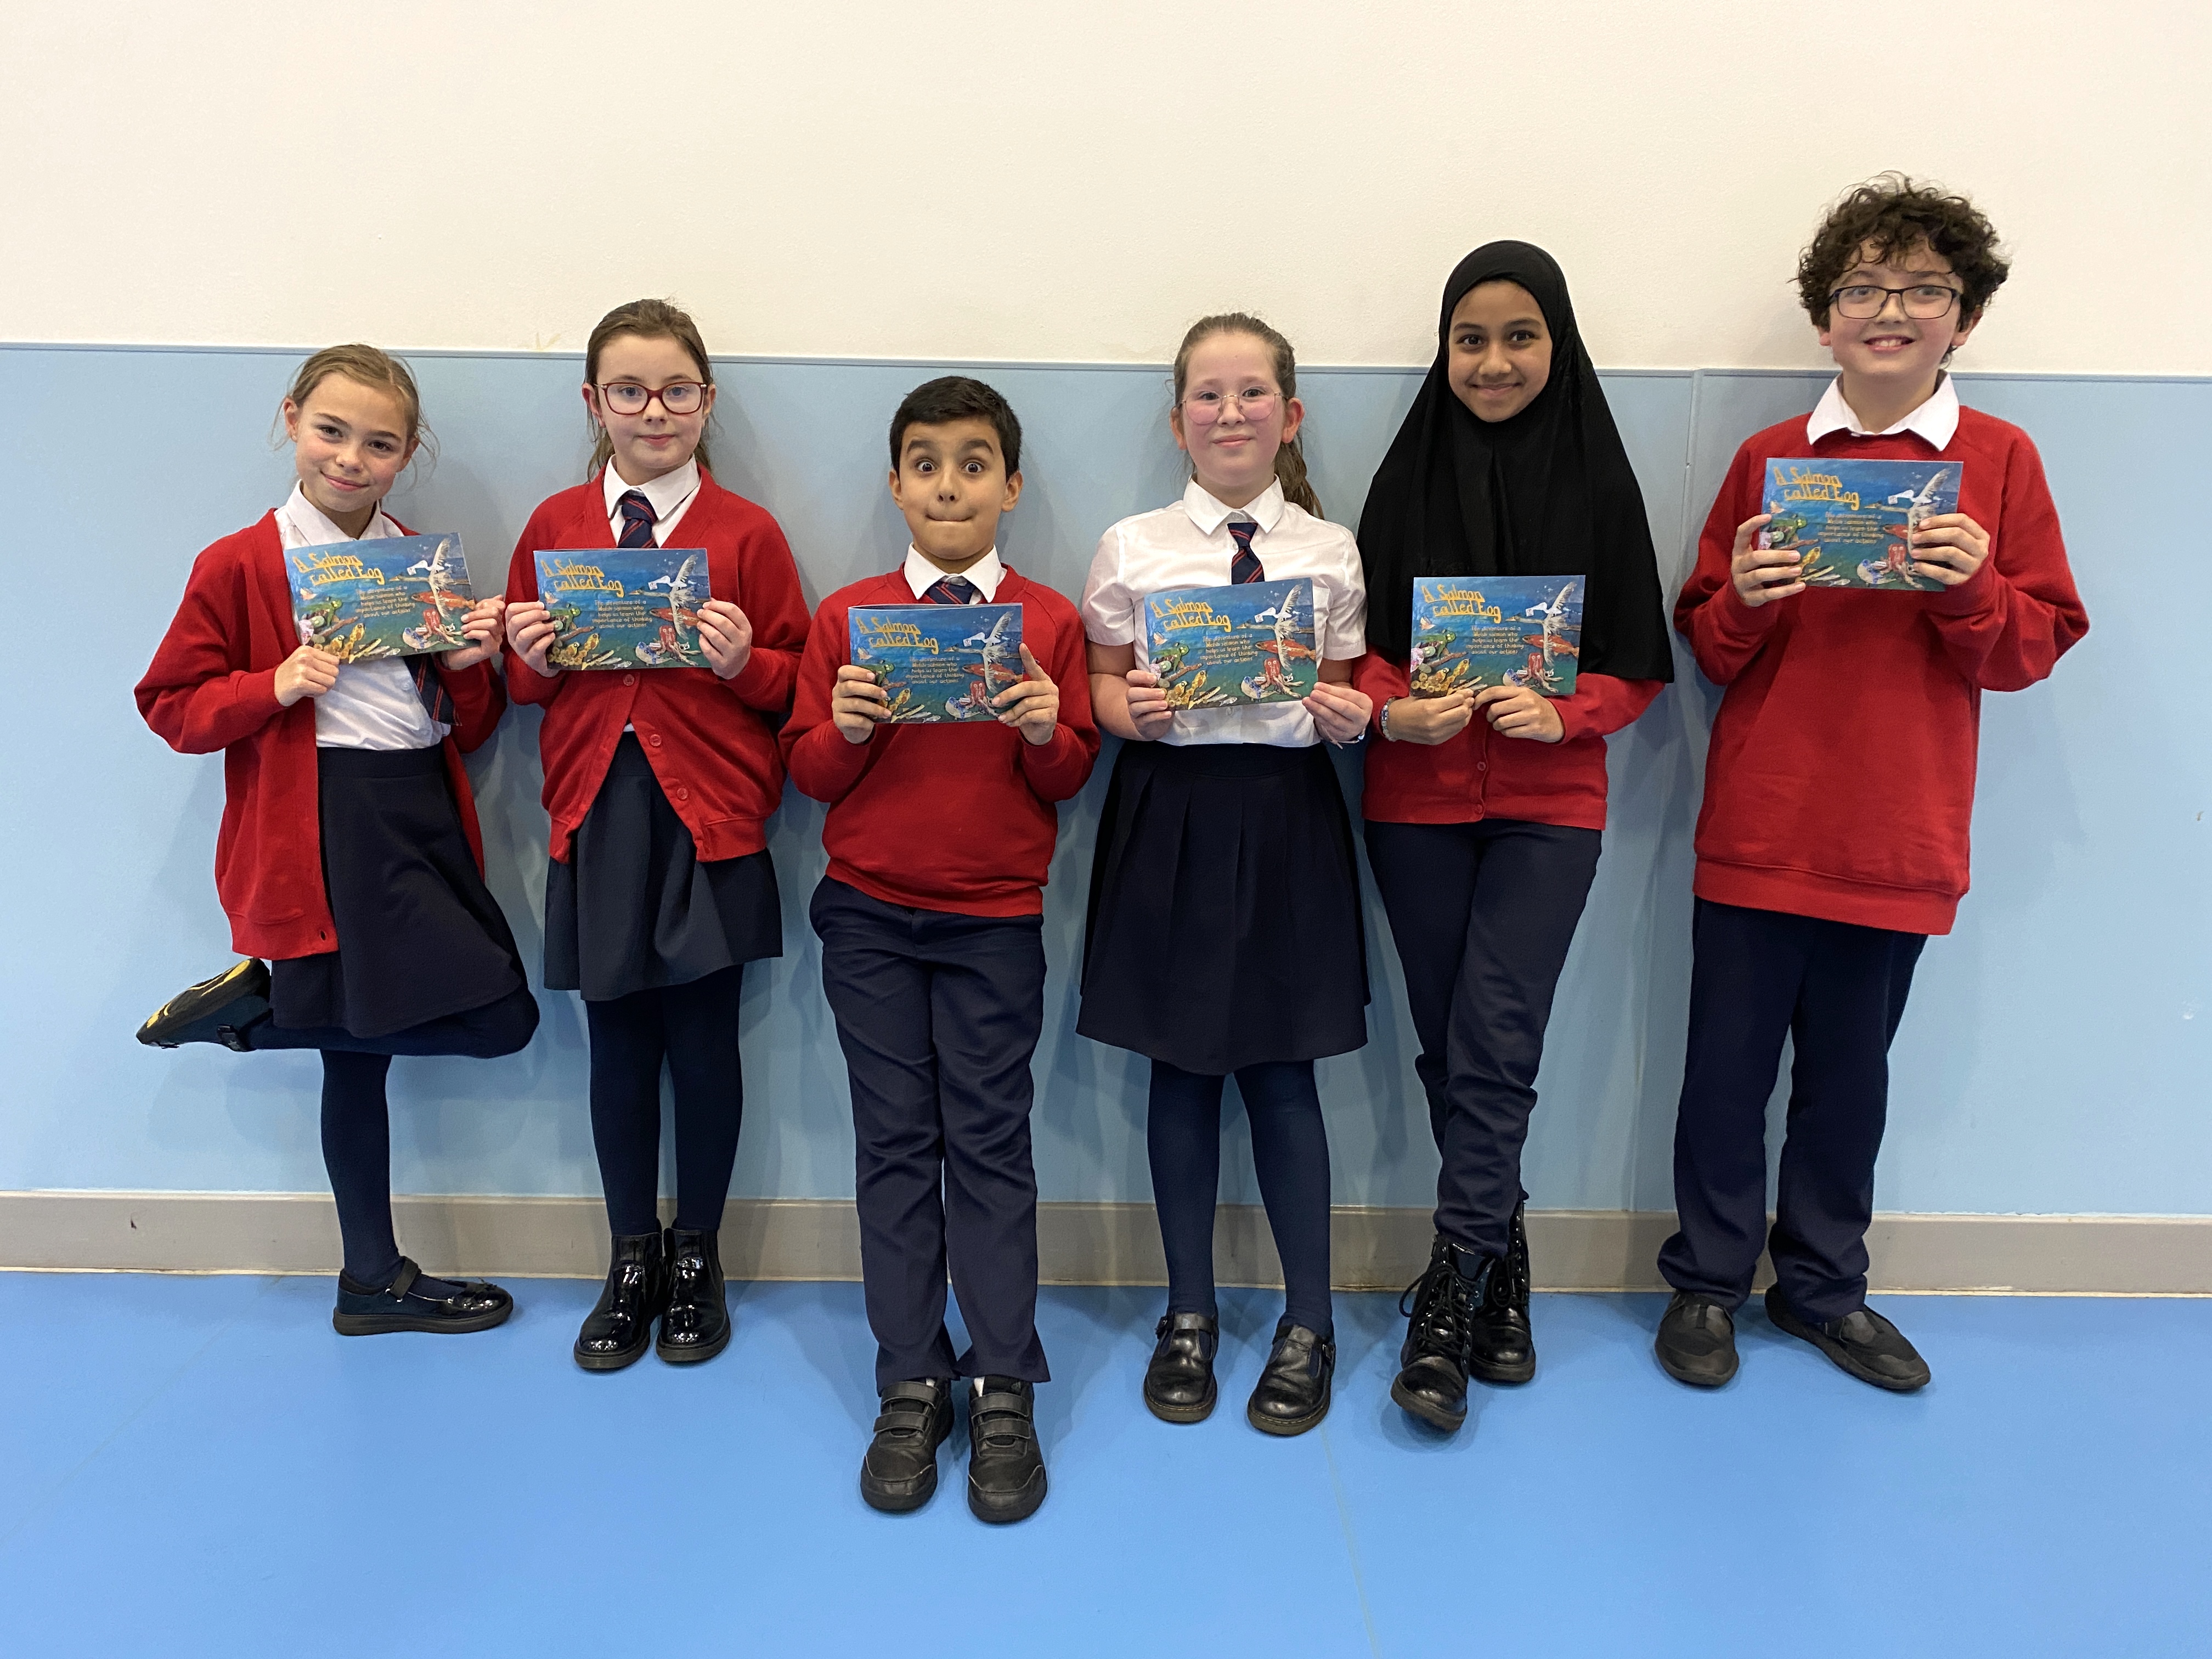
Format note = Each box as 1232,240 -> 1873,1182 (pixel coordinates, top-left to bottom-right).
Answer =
656,1226 -> 731,1364
1654,1290 -> 1740,1387
574,1231 -> 669,1372
966,1379 -> 1048,1524
1765,1284 -> 1932,1392
332,1257 -> 513,1336
1143,1312 -> 1219,1423
1469,1203 -> 1537,1385
860,1379 -> 955,1514
1392,1235 -> 1484,1434
137,960 -> 270,1050
1247,1322 -> 1334,1437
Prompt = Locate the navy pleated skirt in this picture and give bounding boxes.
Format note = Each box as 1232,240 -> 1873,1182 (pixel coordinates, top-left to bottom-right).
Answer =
544,732 -> 782,1002
269,746 -> 527,1040
1079,740 -> 1368,1075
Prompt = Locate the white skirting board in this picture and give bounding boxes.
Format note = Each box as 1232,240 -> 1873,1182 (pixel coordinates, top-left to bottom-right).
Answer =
1,1192 -> 2207,1293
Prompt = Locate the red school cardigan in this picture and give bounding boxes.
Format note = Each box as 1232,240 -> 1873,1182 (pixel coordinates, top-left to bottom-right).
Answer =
503,471 -> 810,862
134,512 -> 506,962
1677,406 -> 2089,935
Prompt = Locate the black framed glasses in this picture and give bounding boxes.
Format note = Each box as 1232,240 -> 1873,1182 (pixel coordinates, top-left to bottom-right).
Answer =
597,381 -> 708,416
1828,284 -> 1962,320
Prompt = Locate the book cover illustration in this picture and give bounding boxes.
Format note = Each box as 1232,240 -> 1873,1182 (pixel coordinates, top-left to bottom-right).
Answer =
534,548 -> 712,670
1762,458 -> 1962,591
1409,574 -> 1582,699
290,534 -> 474,661
849,603 -> 1024,723
1142,578 -> 1318,709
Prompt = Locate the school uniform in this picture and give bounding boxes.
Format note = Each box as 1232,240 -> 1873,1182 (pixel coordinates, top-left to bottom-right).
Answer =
1079,478 -> 1368,1339
783,550 -> 1099,1387
1661,377 -> 2088,1320
505,462 -> 809,1238
135,486 -> 539,1286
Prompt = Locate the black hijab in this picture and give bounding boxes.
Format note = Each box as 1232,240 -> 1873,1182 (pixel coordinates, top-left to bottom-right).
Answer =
1357,241 -> 1673,679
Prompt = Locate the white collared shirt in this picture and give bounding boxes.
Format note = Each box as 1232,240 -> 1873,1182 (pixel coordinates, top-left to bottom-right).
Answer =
600,458 -> 702,545
900,546 -> 1005,601
276,486 -> 447,752
1081,478 -> 1367,748
1806,374 -> 1961,449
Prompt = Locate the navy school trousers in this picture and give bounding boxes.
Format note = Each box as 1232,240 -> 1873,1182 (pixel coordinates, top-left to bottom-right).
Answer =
1657,898 -> 1927,1322
809,876 -> 1048,1389
1364,817 -> 1601,1259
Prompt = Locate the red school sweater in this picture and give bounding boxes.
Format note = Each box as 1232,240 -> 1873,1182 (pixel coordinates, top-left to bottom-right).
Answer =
1679,407 -> 2089,935
781,569 -> 1101,916
1352,656 -> 1662,831
504,471 -> 810,862
134,512 -> 506,961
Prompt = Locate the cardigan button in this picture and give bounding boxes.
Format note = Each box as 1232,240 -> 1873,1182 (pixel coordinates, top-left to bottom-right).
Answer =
648,733 -> 663,748
676,787 -> 690,802
623,674 -> 636,686
1476,761 -> 1487,771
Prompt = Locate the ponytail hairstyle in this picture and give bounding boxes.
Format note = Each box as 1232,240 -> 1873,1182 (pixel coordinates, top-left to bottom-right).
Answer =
583,297 -> 716,480
1170,312 -> 1321,518
279,343 -> 434,466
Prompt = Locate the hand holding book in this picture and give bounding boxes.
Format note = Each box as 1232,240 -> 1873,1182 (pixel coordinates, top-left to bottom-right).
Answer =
693,599 -> 754,680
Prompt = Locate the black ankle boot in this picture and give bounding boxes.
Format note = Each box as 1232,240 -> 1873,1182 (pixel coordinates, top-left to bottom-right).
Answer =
574,1231 -> 669,1372
1246,1321 -> 1334,1437
1468,1203 -> 1537,1385
1143,1311 -> 1218,1424
1391,1234 -> 1484,1432
657,1226 -> 730,1364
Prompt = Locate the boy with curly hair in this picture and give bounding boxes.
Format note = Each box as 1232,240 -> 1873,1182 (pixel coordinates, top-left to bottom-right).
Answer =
1654,176 -> 2089,1392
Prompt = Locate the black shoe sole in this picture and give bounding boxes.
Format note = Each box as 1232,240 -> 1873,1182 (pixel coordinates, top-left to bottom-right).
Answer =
1389,1375 -> 1466,1434
967,1469 -> 1047,1524
1246,1385 -> 1330,1438
1764,1286 -> 1929,1393
138,963 -> 272,1048
336,1303 -> 513,1337
861,1466 -> 939,1514
574,1335 -> 653,1370
655,1323 -> 731,1365
1143,1380 -> 1217,1424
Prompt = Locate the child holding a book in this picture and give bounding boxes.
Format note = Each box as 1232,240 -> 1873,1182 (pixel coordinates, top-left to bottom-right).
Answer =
1656,177 -> 2088,1391
783,376 -> 1097,1523
504,298 -> 810,1373
135,345 -> 539,1335
1080,314 -> 1371,1437
1354,242 -> 1674,1434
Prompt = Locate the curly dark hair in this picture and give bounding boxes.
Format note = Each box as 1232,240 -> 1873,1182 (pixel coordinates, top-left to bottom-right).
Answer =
1797,173 -> 2011,328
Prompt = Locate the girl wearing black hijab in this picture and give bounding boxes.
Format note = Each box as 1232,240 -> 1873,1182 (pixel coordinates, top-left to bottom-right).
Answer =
1352,242 -> 1673,1434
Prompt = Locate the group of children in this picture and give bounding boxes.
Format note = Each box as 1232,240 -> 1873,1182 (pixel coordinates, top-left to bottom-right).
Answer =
133,174 -> 2086,1521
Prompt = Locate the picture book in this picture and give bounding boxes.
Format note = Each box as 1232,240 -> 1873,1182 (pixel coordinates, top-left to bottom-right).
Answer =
289,534 -> 475,661
1141,578 -> 1318,710
1762,458 -> 1963,592
849,603 -> 1024,723
1409,574 -> 1583,699
534,548 -> 713,670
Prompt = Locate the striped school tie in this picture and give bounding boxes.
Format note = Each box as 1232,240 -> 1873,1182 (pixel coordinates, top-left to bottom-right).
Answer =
922,574 -> 978,605
408,657 -> 456,727
616,490 -> 658,549
1227,518 -> 1263,584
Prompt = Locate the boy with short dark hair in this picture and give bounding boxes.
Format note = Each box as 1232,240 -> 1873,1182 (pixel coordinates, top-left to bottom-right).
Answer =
1655,176 -> 2089,1391
782,376 -> 1099,1521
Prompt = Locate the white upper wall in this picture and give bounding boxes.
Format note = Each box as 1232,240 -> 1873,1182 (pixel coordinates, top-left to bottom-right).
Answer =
3,0 -> 2203,371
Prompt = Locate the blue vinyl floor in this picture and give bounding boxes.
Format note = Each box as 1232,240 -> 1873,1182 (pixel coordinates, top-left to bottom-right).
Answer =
2,1274 -> 2207,1657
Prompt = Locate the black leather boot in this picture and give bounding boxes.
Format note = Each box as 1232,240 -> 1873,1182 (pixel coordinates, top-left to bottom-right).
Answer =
573,1231 -> 669,1372
966,1379 -> 1048,1524
1468,1202 -> 1537,1385
1391,1234 -> 1483,1432
1143,1311 -> 1218,1423
1246,1322 -> 1334,1437
860,1379 -> 955,1514
656,1226 -> 731,1364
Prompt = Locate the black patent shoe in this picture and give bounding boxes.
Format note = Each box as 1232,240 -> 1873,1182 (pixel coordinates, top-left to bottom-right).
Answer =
1391,1235 -> 1483,1433
860,1379 -> 956,1514
966,1378 -> 1048,1524
574,1231 -> 669,1372
332,1257 -> 512,1336
1247,1322 -> 1335,1437
1469,1204 -> 1537,1385
1655,1290 -> 1739,1387
656,1226 -> 730,1365
1143,1311 -> 1219,1424
1765,1284 -> 1931,1392
137,960 -> 270,1051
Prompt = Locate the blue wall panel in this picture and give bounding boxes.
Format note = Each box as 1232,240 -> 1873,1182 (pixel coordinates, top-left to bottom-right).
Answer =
0,347 -> 2200,1215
